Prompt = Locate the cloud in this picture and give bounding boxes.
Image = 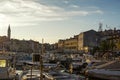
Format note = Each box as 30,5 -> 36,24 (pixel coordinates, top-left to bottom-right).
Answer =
94,10 -> 103,14
0,0 -> 103,27
70,5 -> 80,8
63,0 -> 69,4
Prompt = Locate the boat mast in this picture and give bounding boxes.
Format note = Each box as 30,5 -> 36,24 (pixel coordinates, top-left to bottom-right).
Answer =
40,39 -> 44,80
2,42 -> 5,53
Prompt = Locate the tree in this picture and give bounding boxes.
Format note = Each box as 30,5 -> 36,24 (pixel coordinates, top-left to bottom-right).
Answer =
99,40 -> 109,52
99,40 -> 116,52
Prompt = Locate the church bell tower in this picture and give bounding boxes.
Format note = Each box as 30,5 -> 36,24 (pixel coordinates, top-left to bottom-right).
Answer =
7,24 -> 11,40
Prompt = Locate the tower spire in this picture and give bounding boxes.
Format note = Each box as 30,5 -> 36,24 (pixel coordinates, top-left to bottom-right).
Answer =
7,24 -> 11,40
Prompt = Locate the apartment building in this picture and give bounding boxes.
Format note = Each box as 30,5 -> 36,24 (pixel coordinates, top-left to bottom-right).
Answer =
64,36 -> 78,52
100,28 -> 120,52
78,30 -> 98,52
58,30 -> 98,53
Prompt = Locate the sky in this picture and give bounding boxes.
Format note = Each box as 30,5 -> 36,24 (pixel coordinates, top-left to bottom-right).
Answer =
0,0 -> 120,43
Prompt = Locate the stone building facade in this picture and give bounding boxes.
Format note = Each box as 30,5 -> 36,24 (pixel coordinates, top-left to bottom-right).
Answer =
58,30 -> 98,53
64,36 -> 78,52
78,30 -> 98,52
100,28 -> 120,52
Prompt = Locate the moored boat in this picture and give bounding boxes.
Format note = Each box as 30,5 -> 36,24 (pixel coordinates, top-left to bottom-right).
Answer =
0,53 -> 16,80
86,69 -> 120,80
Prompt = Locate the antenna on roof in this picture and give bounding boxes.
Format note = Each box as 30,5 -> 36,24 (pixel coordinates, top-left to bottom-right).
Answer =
98,22 -> 103,32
